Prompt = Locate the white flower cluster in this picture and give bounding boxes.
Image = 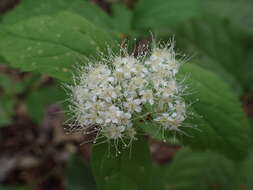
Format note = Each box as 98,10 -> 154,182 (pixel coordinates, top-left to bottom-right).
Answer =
68,44 -> 187,145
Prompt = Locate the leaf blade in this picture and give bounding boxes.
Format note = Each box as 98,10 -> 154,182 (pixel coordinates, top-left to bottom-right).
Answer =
91,136 -> 152,190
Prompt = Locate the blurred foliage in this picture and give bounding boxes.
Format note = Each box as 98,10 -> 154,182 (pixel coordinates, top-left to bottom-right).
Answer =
26,85 -> 65,124
0,73 -> 23,126
0,95 -> 15,127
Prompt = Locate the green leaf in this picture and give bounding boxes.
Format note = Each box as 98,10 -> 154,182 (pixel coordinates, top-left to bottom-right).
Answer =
172,17 -> 253,92
249,119 -> 253,147
0,11 -> 119,83
203,0 -> 253,32
240,153 -> 253,190
91,136 -> 152,190
66,154 -> 97,190
143,63 -> 250,160
0,55 -> 7,64
1,0 -> 112,29
1,0 -> 134,33
133,0 -> 202,30
182,64 -> 250,159
0,74 -> 24,96
110,4 -> 133,33
26,85 -> 65,124
0,74 -> 24,127
157,148 -> 237,190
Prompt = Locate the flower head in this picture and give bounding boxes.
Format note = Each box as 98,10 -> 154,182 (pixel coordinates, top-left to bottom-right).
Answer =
66,41 -> 190,150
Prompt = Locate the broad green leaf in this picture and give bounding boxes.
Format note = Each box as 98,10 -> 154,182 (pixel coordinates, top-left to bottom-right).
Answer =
91,136 -> 152,190
0,11 -> 119,83
203,0 -> 253,32
172,17 -> 253,92
181,64 -> 250,159
26,85 -> 65,124
66,155 -> 97,190
110,4 -> 132,33
133,0 -> 202,30
1,0 -> 112,29
157,148 -> 237,190
1,0 -> 134,33
143,63 -> 250,160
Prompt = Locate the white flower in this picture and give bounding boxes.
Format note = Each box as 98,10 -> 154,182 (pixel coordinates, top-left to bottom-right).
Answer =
170,100 -> 186,113
124,98 -> 142,113
119,112 -> 132,126
128,77 -> 147,91
113,56 -> 137,66
72,86 -> 89,104
114,56 -> 138,79
95,101 -> 108,111
103,105 -> 123,124
99,85 -> 117,102
67,42 -> 189,149
102,125 -> 125,140
139,90 -> 154,105
155,113 -> 182,130
125,127 -> 137,139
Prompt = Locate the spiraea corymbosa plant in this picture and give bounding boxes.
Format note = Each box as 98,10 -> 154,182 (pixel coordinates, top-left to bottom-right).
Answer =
66,42 -> 190,151
0,0 -> 252,189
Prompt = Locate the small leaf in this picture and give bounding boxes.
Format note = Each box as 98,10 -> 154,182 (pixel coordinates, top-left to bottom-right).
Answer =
0,74 -> 23,96
0,96 -> 16,127
0,55 -> 7,63
0,74 -> 24,127
26,85 -> 65,124
91,136 -> 152,190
